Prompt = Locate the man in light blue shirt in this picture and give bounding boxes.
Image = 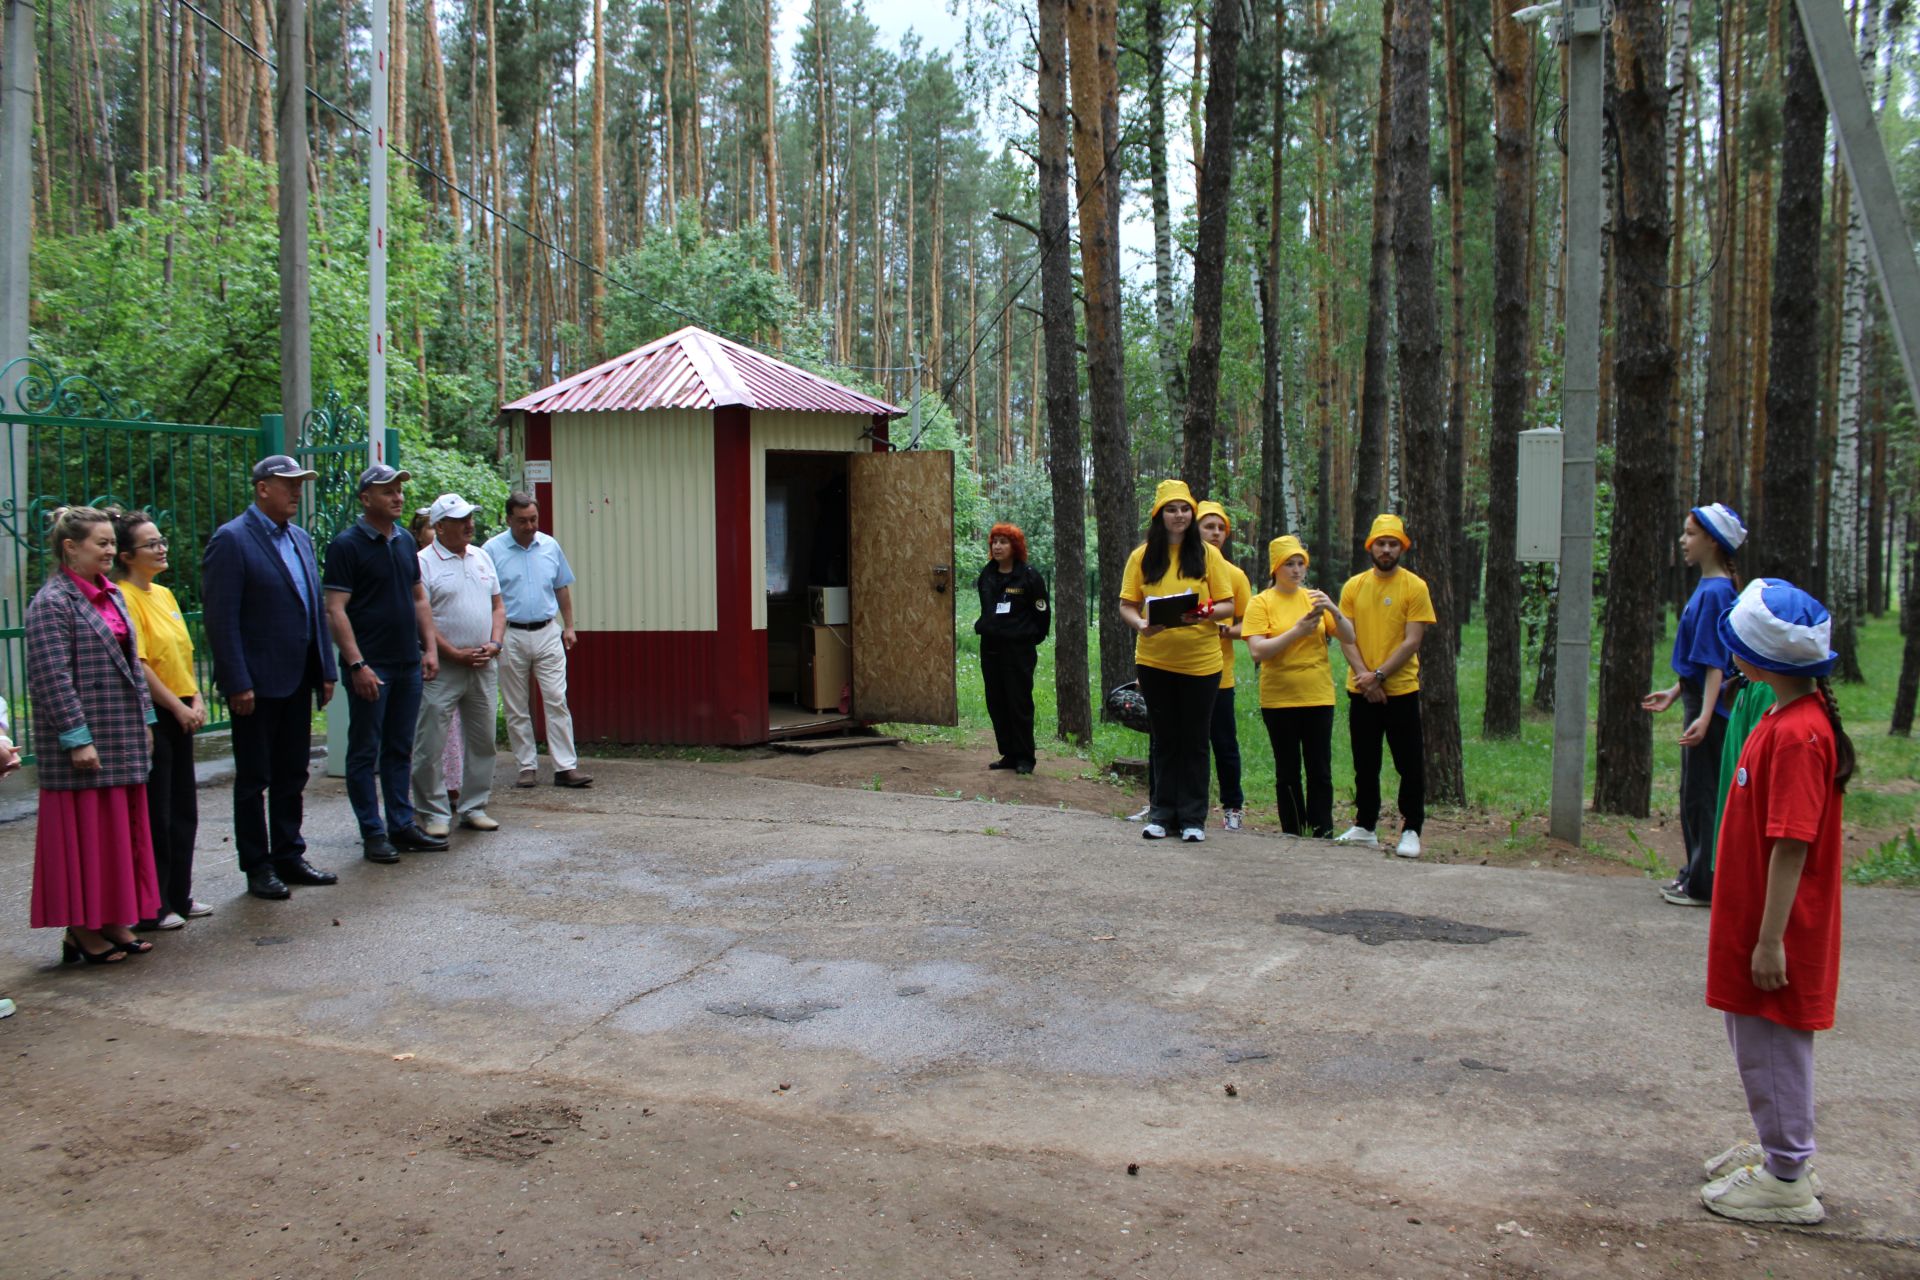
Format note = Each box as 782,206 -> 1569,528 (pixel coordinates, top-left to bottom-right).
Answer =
482,492 -> 591,788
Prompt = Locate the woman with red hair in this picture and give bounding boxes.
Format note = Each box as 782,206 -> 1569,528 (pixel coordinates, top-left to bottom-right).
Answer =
975,523 -> 1051,774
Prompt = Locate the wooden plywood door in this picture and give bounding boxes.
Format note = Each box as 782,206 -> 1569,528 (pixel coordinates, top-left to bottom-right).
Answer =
848,450 -> 957,725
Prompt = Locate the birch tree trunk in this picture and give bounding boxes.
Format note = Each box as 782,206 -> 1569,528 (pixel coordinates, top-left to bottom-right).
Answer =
1178,0 -> 1245,499
1036,0 -> 1091,743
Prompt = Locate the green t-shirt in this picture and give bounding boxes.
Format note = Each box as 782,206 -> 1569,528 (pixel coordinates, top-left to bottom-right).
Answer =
1703,679 -> 1777,872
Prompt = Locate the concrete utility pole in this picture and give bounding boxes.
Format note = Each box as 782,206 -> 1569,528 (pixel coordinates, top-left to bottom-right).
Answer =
1793,0 -> 1920,418
1549,0 -> 1603,845
277,0 -> 312,438
368,0 -> 390,464
2,0 -> 35,635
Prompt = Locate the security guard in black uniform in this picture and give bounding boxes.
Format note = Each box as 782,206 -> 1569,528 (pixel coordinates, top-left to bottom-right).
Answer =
975,522 -> 1051,775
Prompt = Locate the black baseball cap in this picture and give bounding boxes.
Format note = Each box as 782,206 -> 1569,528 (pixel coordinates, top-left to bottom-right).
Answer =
252,454 -> 319,482
357,462 -> 413,492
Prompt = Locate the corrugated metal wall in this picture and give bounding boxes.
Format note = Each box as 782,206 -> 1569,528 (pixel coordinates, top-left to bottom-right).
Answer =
750,412 -> 869,629
550,410 -> 718,631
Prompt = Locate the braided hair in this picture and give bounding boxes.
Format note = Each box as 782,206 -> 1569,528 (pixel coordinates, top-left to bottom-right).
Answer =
1815,678 -> 1857,793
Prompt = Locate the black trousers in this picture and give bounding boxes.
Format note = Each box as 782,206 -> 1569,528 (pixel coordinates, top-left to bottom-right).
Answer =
1138,664 -> 1220,830
231,685 -> 315,872
1348,691 -> 1426,834
146,710 -> 200,916
1208,686 -> 1245,810
1263,705 -> 1335,837
980,640 -> 1038,765
1676,678 -> 1728,900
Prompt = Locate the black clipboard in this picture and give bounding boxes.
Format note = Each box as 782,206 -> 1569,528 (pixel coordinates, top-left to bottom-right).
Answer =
1145,591 -> 1201,627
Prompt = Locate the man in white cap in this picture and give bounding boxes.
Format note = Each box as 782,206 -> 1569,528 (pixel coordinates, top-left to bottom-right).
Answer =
411,494 -> 506,835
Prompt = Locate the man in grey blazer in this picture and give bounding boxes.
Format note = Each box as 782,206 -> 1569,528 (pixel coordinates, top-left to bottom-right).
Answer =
202,456 -> 340,900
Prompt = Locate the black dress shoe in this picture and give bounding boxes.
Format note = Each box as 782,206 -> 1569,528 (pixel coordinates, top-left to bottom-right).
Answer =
389,824 -> 449,852
1014,761 -> 1035,776
274,857 -> 338,886
363,836 -> 401,864
246,867 -> 292,899
987,757 -> 1016,770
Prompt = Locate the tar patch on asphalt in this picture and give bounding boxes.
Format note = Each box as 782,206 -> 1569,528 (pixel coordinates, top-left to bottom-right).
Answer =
1272,908 -> 1528,946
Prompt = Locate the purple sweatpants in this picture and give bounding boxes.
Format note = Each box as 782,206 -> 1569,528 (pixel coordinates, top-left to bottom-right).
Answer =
1724,1011 -> 1816,1180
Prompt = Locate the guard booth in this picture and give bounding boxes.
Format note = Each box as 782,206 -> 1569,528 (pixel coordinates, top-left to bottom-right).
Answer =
497,326 -> 957,746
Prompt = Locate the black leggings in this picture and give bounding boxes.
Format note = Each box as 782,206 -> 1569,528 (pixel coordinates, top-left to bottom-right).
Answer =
1347,691 -> 1426,834
1209,686 -> 1244,809
1262,705 -> 1334,836
1137,664 -> 1220,830
980,640 -> 1038,765
146,710 -> 200,916
1676,678 -> 1728,900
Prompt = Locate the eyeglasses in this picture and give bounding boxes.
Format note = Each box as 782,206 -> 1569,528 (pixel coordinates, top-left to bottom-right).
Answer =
138,538 -> 169,552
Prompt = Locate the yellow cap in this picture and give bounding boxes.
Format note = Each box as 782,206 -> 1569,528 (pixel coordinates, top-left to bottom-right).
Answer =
1268,535 -> 1310,575
1195,500 -> 1231,535
1150,479 -> 1198,520
1364,513 -> 1412,550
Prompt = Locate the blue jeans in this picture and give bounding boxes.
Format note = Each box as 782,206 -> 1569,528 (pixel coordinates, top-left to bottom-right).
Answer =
346,662 -> 422,838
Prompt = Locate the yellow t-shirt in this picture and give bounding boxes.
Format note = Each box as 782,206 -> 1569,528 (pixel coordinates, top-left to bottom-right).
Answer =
1241,587 -> 1338,708
1338,567 -> 1437,696
1216,562 -> 1252,689
120,578 -> 200,699
1119,540 -> 1237,676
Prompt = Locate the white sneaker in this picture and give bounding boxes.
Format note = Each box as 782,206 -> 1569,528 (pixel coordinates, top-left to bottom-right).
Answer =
1704,1143 -> 1823,1195
1334,826 -> 1379,847
1701,1165 -> 1825,1224
154,911 -> 187,930
1142,823 -> 1168,840
1395,830 -> 1422,859
421,819 -> 451,838
0,997 -> 14,1019
1221,808 -> 1243,832
1181,827 -> 1206,843
1127,805 -> 1152,822
460,811 -> 500,831
185,899 -> 214,918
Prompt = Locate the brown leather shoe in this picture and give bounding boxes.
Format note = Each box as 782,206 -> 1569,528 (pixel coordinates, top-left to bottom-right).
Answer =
553,768 -> 594,788
515,769 -> 538,788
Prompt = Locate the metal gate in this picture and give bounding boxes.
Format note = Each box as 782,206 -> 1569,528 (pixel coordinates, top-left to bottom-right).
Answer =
0,358 -> 388,762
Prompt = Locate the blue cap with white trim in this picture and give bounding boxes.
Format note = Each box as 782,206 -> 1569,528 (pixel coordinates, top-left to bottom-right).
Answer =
1716,578 -> 1838,678
1690,502 -> 1747,558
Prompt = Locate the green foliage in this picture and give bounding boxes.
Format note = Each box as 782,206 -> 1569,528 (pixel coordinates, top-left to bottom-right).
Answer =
1845,829 -> 1920,886
603,219 -> 806,352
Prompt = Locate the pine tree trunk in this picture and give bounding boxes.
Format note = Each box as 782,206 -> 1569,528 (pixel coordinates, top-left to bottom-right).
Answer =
1352,0 -> 1394,576
1036,0 -> 1091,743
1593,0 -> 1676,818
390,0 -> 408,156
1257,0 -> 1292,554
1178,0 -> 1244,498
1482,0 -> 1533,738
1144,0 -> 1185,420
684,0 -> 703,218
763,0 -> 780,275
1065,0 -> 1134,703
1389,0 -> 1464,805
1442,0 -> 1468,635
1753,7 -> 1824,582
589,0 -> 607,351
423,0 -> 459,220
662,0 -> 677,223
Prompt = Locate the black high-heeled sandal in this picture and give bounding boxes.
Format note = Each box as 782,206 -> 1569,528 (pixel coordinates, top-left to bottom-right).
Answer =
100,929 -> 153,956
61,929 -> 127,965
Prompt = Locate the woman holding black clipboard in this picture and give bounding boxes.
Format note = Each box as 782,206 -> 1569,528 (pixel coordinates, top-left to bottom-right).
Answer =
1117,480 -> 1236,842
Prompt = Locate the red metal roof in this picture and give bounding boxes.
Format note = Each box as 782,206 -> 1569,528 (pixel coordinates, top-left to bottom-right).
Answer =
502,326 -> 902,418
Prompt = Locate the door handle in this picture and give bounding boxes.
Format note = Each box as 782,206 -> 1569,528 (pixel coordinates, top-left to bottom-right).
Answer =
931,564 -> 951,594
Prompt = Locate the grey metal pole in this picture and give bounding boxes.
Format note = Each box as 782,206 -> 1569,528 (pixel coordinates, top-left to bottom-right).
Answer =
1550,0 -> 1603,845
1793,0 -> 1920,418
277,0 -> 311,438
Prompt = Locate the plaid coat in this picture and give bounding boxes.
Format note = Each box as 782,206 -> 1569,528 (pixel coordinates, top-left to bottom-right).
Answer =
26,572 -> 154,790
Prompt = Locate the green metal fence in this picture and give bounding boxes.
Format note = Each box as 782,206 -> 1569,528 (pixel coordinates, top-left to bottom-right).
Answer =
0,357 -> 392,764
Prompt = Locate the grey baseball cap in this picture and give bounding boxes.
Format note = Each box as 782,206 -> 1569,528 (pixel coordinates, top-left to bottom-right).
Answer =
251,454 -> 319,482
357,462 -> 413,492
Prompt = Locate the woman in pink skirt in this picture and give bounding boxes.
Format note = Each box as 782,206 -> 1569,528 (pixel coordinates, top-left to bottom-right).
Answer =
27,506 -> 160,965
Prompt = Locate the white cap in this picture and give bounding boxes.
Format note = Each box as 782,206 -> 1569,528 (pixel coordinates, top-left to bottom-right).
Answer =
428,493 -> 477,524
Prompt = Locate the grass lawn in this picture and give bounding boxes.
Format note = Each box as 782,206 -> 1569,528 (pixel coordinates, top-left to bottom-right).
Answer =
890,613 -> 1920,848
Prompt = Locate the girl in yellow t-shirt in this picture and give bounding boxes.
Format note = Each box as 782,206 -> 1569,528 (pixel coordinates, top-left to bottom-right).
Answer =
1242,536 -> 1360,837
1117,480 -> 1235,842
112,510 -> 208,930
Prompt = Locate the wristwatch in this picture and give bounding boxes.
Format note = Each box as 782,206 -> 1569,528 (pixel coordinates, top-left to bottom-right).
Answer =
348,660 -> 368,673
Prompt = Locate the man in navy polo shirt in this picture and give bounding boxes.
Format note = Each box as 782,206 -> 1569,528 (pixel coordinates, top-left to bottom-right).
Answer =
323,464 -> 448,862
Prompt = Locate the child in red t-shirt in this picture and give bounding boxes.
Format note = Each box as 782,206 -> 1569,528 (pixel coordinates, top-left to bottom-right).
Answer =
1697,579 -> 1856,1226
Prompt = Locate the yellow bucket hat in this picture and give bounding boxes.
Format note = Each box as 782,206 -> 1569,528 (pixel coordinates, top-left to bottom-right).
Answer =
1194,500 -> 1232,535
1268,534 -> 1309,576
1150,479 -> 1198,520
1364,513 -> 1412,549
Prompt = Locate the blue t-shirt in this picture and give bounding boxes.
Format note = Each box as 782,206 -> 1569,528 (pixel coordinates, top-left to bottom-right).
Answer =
1670,574 -> 1738,716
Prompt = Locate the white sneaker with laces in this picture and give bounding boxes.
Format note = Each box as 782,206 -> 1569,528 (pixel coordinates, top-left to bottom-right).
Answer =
154,911 -> 186,930
1334,826 -> 1379,847
461,811 -> 500,831
1181,827 -> 1206,842
1141,823 -> 1168,840
1222,808 -> 1243,832
1701,1165 -> 1825,1224
1704,1143 -> 1823,1194
1127,805 -> 1152,823
186,899 -> 214,918
1395,830 -> 1422,859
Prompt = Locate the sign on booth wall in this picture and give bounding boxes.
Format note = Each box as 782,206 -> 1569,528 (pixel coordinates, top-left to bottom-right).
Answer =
524,459 -> 553,484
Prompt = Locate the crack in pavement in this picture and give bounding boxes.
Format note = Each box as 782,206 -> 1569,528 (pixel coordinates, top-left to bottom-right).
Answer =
526,939 -> 742,1069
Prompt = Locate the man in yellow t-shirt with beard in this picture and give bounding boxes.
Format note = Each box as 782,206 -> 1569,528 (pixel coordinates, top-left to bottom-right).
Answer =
1335,514 -> 1437,859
